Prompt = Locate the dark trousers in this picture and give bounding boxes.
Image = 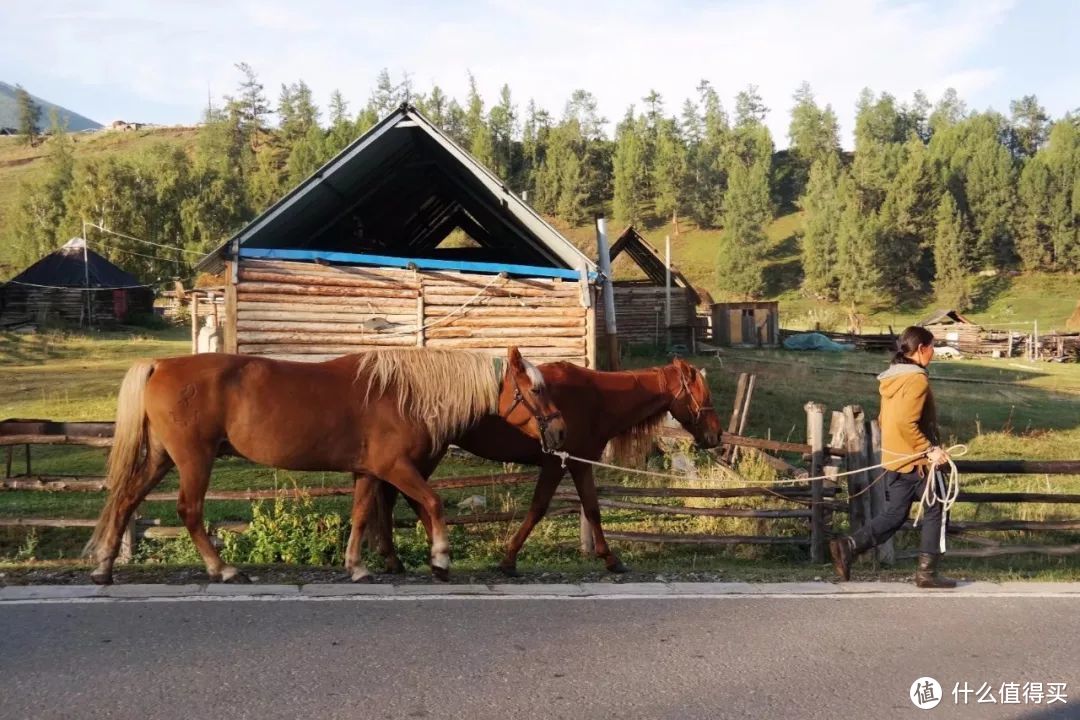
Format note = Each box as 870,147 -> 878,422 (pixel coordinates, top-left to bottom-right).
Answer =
852,469 -> 947,555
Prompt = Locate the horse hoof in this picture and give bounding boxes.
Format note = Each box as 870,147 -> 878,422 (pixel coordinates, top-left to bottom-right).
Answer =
351,570 -> 373,583
90,572 -> 113,586
384,558 -> 407,574
221,567 -> 251,584
606,559 -> 629,574
431,566 -> 450,582
498,564 -> 520,578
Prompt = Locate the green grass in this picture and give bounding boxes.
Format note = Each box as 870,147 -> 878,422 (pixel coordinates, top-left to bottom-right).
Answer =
2,320 -> 1080,582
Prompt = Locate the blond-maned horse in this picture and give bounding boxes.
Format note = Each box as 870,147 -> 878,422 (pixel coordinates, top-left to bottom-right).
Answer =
85,346 -> 565,584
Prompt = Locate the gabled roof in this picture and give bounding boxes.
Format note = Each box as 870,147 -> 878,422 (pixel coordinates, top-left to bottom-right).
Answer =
197,104 -> 594,276
5,238 -> 147,289
608,226 -> 700,305
919,309 -> 973,326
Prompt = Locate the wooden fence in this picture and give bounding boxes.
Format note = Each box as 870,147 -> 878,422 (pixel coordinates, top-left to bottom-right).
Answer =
3,415 -> 1079,565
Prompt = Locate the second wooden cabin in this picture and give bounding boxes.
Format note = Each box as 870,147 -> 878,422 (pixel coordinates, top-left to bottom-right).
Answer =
599,226 -> 702,351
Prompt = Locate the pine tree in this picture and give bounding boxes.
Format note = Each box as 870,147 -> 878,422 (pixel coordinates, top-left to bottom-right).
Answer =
233,62 -> 270,146
652,116 -> 687,222
799,154 -> 844,297
962,113 -> 1017,268
370,69 -> 402,117
734,85 -> 768,127
1016,155 -> 1053,269
1041,119 -> 1080,269
686,80 -> 728,228
488,84 -> 517,181
717,156 -> 772,298
933,193 -> 972,309
835,194 -> 883,305
15,84 -> 41,145
878,136 -> 938,296
612,108 -> 650,223
324,90 -> 354,156
788,82 -> 840,200
1008,95 -> 1050,159
929,88 -> 967,137
521,99 -> 551,200
464,73 -> 495,169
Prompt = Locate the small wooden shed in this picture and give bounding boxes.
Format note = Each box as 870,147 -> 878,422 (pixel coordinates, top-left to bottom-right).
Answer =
711,301 -> 780,347
919,309 -> 981,352
196,104 -> 598,367
0,238 -> 153,327
597,226 -> 700,350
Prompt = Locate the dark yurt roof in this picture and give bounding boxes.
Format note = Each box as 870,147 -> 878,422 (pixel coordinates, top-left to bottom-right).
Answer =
5,238 -> 147,289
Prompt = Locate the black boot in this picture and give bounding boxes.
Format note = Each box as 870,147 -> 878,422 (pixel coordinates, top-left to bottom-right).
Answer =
915,552 -> 957,589
829,536 -> 855,581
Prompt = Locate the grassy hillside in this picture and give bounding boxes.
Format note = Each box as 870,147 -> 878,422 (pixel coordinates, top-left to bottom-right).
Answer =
555,212 -> 1080,333
0,126 -> 201,273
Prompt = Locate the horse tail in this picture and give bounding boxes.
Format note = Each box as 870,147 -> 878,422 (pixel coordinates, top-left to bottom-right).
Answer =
85,360 -> 155,558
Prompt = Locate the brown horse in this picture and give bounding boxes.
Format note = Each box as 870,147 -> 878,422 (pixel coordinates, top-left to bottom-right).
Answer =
85,346 -> 566,584
357,358 -> 722,576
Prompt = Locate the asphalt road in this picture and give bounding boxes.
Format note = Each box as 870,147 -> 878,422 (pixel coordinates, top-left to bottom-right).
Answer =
1,593 -> 1077,720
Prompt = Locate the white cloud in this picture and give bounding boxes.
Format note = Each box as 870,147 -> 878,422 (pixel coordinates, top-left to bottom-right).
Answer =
0,0 -> 1019,146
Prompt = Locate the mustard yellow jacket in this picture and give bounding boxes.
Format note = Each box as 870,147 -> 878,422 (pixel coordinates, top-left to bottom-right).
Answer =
878,363 -> 940,473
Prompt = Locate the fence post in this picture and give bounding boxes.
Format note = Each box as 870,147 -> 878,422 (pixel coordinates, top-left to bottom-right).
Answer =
805,401 -> 826,563
4,446 -> 12,478
24,444 -> 31,477
724,373 -> 750,462
579,506 -> 595,557
118,516 -> 135,564
842,406 -> 872,542
868,419 -> 894,565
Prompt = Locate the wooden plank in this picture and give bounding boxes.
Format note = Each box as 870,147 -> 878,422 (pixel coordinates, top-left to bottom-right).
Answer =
237,293 -> 418,309
554,494 -> 811,518
237,281 -> 418,299
723,373 -> 750,462
425,306 -> 587,318
868,419 -> 894,564
239,269 -> 418,292
897,545 -> 1080,559
429,317 -> 585,328
224,263 -> 238,353
238,309 -> 416,323
237,320 -> 418,334
424,295 -> 577,308
605,531 -> 809,546
425,337 -> 586,350
953,460 -> 1080,474
0,435 -> 112,448
236,332 -> 418,345
806,401 -> 826,564
425,327 -> 584,339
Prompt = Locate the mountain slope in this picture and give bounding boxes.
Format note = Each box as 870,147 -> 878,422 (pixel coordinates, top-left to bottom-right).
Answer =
0,82 -> 102,132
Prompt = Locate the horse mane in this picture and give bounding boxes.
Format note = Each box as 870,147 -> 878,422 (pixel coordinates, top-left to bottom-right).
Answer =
354,348 -> 499,448
605,407 -> 667,467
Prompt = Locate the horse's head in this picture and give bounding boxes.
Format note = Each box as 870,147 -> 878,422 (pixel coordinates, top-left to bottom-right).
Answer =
497,347 -> 566,451
666,358 -> 722,449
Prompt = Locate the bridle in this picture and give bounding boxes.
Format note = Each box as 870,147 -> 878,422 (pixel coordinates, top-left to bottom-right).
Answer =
669,366 -> 714,424
502,373 -> 563,446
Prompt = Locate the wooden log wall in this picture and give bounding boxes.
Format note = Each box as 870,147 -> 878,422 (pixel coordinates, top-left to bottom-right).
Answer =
596,284 -> 695,348
0,286 -> 152,326
234,259 -> 590,366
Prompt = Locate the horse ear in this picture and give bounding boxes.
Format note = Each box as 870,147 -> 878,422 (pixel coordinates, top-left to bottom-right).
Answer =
700,367 -> 708,379
507,346 -> 525,371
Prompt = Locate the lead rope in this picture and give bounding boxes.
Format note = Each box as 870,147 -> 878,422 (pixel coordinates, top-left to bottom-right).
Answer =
543,443 -> 967,502
912,445 -> 967,553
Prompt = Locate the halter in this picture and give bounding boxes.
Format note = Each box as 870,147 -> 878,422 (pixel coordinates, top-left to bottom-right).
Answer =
500,367 -> 563,444
669,366 -> 714,424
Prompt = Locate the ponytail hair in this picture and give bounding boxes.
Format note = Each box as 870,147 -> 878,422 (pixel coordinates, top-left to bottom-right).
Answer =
892,326 -> 935,365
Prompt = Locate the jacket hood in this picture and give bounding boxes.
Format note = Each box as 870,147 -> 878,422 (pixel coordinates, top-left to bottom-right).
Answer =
877,363 -> 927,399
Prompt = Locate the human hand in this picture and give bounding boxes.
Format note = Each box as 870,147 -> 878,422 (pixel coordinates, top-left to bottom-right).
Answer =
927,446 -> 950,466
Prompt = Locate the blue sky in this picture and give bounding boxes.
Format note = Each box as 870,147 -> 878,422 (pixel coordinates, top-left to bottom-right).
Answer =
1,0 -> 1076,148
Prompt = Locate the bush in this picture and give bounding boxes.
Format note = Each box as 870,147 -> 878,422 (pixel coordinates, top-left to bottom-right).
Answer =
221,492 -> 346,566
134,490 -> 347,567
123,311 -> 170,330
